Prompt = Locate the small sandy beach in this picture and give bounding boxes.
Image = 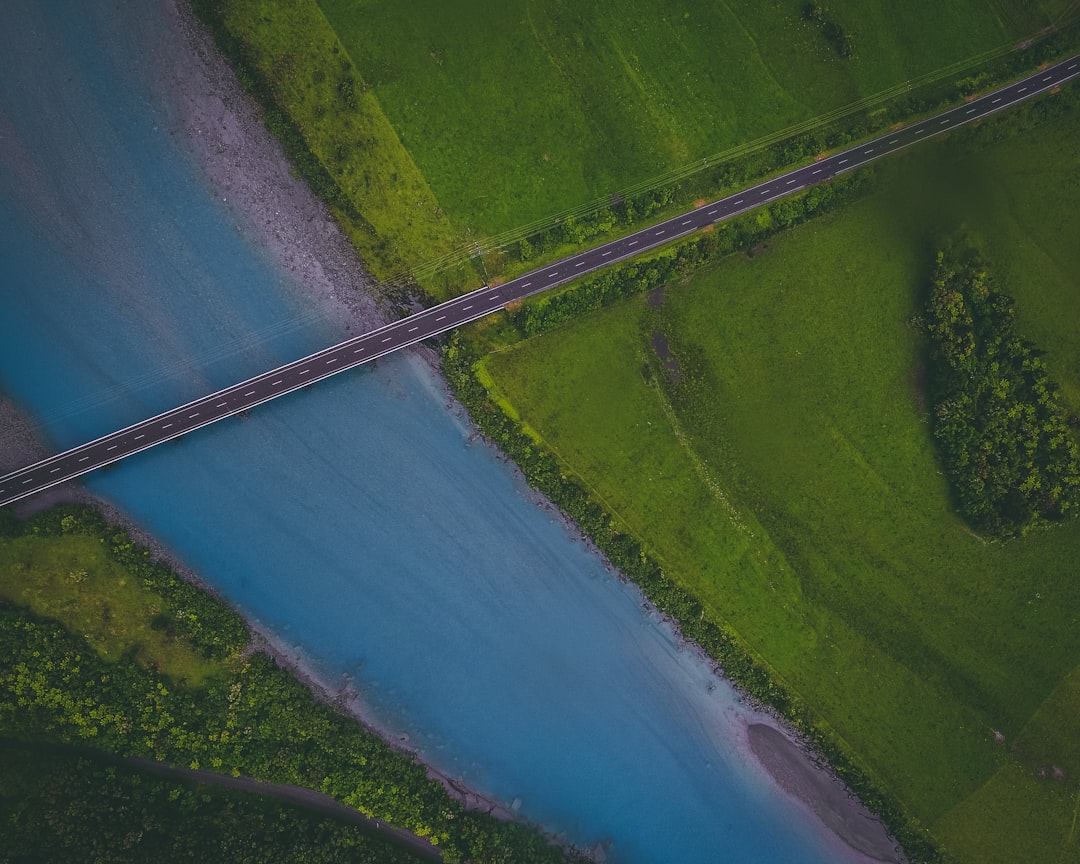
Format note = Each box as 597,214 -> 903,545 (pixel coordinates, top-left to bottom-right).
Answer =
748,723 -> 903,863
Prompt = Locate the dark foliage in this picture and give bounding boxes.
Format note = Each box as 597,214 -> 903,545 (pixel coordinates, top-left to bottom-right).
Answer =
0,740 -> 430,864
924,244 -> 1080,537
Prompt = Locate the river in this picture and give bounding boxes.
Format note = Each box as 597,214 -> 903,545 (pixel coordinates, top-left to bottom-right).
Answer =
0,2 -> 877,862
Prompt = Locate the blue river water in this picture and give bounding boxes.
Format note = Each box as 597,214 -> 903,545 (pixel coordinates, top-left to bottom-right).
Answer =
0,3 -> 856,862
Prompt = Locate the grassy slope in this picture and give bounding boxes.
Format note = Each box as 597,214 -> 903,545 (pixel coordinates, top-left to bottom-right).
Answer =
482,104 -> 1080,862
211,0 -> 463,288
319,0 -> 1061,239
0,533 -> 221,686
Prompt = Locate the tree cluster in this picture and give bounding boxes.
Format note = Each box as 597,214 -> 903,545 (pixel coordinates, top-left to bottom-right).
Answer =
0,740 -> 429,864
801,4 -> 854,59
924,245 -> 1080,538
508,171 -> 867,339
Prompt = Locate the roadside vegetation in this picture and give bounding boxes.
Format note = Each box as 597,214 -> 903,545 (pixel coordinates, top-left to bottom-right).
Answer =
460,91 -> 1080,863
0,505 -> 577,864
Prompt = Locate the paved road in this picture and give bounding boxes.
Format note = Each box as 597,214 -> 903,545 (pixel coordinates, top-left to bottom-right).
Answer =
2,53 -> 1077,507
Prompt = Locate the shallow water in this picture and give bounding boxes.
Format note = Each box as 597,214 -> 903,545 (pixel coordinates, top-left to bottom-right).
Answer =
1,3 -> 858,862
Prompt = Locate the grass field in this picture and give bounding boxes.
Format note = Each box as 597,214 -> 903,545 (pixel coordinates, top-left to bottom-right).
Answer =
0,534 -> 222,686
206,0 -> 1072,296
320,0 -> 1067,239
480,100 -> 1080,862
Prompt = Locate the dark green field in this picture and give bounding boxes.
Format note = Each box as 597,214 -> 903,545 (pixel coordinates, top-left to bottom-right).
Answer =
481,99 -> 1080,863
321,0 -> 1065,237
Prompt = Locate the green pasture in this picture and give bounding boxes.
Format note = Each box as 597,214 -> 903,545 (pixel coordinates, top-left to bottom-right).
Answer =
481,104 -> 1080,862
0,534 -> 222,686
205,0 -> 467,292
320,0 -> 1064,240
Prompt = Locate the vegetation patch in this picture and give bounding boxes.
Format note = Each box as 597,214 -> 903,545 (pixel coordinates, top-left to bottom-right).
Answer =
801,3 -> 855,59
924,242 -> 1080,538
0,739 -> 433,864
0,532 -> 222,687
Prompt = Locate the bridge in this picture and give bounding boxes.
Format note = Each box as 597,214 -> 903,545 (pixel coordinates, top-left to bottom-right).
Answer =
2,54 -> 1077,507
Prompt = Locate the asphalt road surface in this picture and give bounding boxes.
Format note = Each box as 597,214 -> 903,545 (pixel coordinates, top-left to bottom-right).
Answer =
2,53 -> 1077,507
